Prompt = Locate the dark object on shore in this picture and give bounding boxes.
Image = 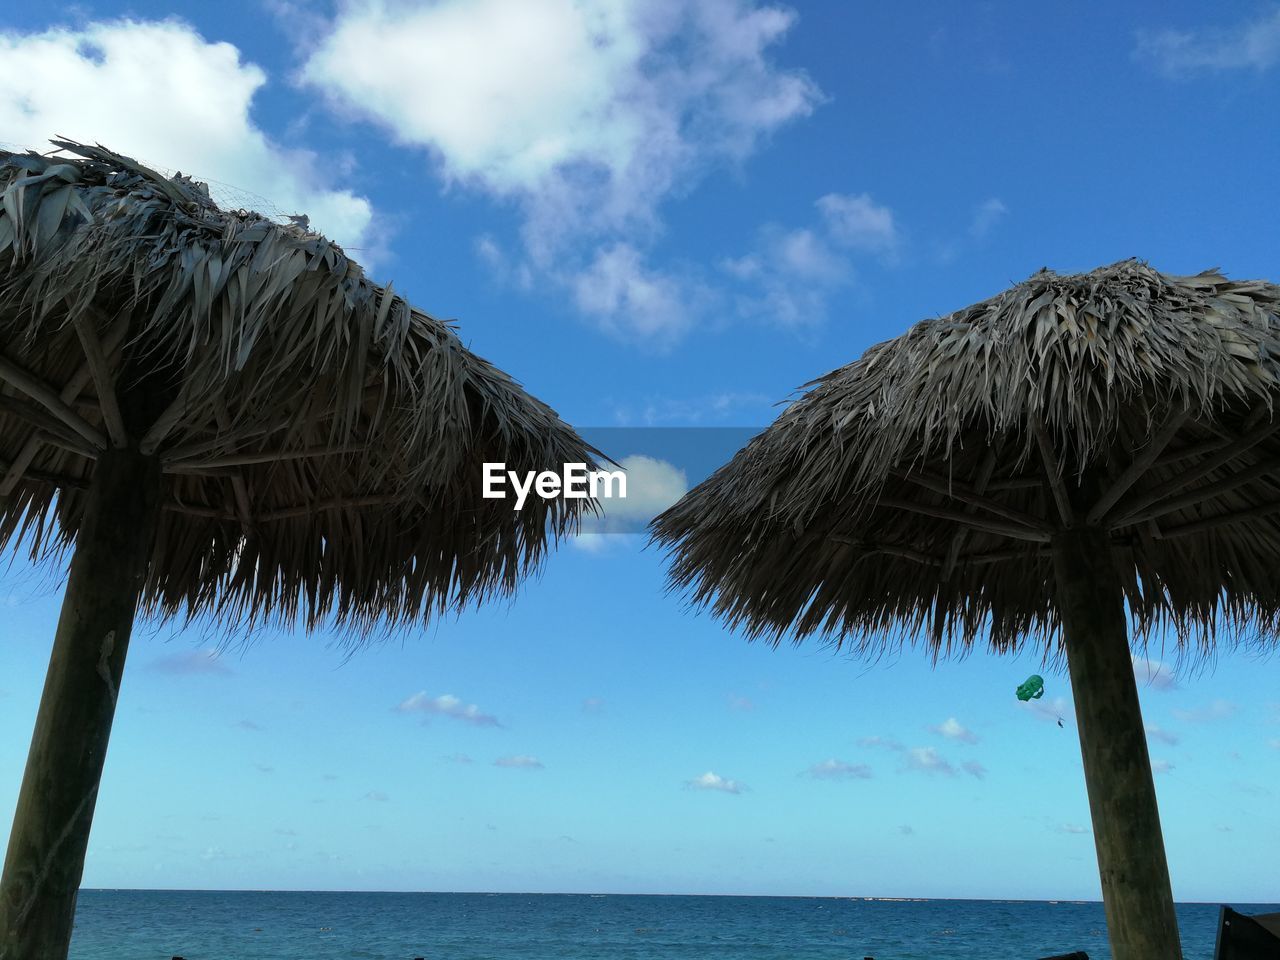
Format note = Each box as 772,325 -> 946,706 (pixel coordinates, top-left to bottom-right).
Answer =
0,141 -> 597,960
653,261 -> 1280,960
1215,906 -> 1280,959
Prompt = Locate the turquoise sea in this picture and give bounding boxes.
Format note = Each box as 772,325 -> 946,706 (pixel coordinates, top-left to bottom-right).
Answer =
68,891 -> 1277,959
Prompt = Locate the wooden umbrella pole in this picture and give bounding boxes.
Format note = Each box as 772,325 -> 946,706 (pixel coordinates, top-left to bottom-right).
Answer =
0,445 -> 162,960
1051,525 -> 1181,960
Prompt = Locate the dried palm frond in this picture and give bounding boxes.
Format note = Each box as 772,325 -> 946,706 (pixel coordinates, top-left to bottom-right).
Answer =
652,260 -> 1280,660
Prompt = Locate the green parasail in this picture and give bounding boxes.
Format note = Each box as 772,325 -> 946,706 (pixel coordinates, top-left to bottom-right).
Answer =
1016,674 -> 1045,701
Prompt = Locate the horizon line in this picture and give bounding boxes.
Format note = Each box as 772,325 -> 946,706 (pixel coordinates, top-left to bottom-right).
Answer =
77,888 -> 1275,907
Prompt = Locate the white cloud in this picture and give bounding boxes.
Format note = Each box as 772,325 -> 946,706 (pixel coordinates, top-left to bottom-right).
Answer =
806,759 -> 872,780
961,760 -> 987,780
396,692 -> 502,727
930,717 -> 979,744
1269,739 -> 1280,750
968,197 -> 1008,239
729,695 -> 757,712
722,192 -> 896,327
1132,656 -> 1179,691
494,755 -> 544,769
576,454 -> 689,538
687,770 -> 746,794
304,0 -> 816,239
1172,699 -> 1238,723
0,19 -> 373,252
1146,725 -> 1180,746
1057,823 -> 1089,835
816,192 -> 898,254
722,232 -> 850,327
302,0 -> 820,342
1150,759 -> 1175,775
571,244 -> 708,345
363,790 -> 391,802
1135,7 -> 1280,76
903,746 -> 956,776
582,696 -> 606,713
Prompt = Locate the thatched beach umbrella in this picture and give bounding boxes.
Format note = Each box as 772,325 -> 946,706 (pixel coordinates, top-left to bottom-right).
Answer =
0,141 -> 594,959
653,260 -> 1280,960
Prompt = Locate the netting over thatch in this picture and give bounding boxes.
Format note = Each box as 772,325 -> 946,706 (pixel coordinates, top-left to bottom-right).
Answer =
0,141 -> 596,632
653,260 -> 1280,659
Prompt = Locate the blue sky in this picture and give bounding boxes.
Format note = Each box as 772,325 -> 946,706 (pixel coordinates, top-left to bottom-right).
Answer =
2,0 -> 1280,901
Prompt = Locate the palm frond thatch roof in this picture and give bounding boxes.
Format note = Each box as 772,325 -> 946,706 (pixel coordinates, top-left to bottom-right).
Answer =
652,260 -> 1280,659
0,140 -> 595,632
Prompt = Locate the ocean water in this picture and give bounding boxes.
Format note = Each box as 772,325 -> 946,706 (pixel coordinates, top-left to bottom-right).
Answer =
68,891 -> 1276,960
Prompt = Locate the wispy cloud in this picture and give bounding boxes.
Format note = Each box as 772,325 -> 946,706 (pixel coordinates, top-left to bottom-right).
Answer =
937,197 -> 1009,263
968,197 -> 1008,239
1233,781 -> 1272,798
571,244 -> 711,345
961,760 -> 987,780
930,717 -> 979,744
395,692 -> 502,727
729,695 -> 757,712
806,759 -> 873,781
1132,656 -> 1179,691
903,746 -> 956,776
858,735 -> 905,751
1146,725 -> 1180,746
443,753 -> 473,764
817,192 -> 900,256
722,192 -> 897,328
236,719 -> 264,732
1135,6 -> 1280,77
1150,759 -> 1175,775
1172,699 -> 1238,723
582,697 -> 606,714
607,391 -> 774,427
687,771 -> 747,794
363,790 -> 390,802
1057,823 -> 1090,835
494,755 -> 544,770
149,650 -> 233,677
899,824 -> 915,836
